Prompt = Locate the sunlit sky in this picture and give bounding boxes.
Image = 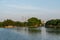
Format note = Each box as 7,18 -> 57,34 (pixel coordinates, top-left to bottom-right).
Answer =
0,0 -> 60,22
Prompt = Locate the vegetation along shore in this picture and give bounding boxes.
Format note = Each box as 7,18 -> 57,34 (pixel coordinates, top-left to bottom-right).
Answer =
0,17 -> 60,29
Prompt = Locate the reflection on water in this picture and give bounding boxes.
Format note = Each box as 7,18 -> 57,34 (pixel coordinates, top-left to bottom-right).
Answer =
0,28 -> 29,40
28,28 -> 41,34
0,27 -> 60,40
41,27 -> 47,40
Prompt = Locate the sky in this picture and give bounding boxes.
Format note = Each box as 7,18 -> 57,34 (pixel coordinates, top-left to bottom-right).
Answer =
0,0 -> 60,22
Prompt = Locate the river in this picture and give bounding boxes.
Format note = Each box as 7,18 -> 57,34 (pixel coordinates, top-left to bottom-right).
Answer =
0,27 -> 60,40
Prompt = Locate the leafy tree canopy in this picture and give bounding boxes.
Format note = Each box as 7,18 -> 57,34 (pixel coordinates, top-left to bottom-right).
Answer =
45,19 -> 60,28
27,17 -> 41,27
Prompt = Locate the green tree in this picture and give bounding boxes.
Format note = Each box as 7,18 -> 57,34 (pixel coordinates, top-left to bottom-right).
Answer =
0,22 -> 4,27
3,19 -> 14,26
45,19 -> 60,28
27,17 -> 41,27
14,21 -> 22,27
23,22 -> 28,26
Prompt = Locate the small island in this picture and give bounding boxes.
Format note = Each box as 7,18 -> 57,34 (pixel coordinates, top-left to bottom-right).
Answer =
45,19 -> 60,29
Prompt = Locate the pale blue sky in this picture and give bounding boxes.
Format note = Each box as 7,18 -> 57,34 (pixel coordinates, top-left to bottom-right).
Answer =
0,0 -> 60,22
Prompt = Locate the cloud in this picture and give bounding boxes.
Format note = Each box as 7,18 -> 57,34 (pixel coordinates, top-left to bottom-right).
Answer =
4,4 -> 39,10
0,3 -> 60,22
5,4 -> 60,13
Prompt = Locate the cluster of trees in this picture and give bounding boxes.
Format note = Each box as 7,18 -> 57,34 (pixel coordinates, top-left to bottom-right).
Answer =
1,17 -> 60,28
27,17 -> 42,27
45,19 -> 60,28
0,17 -> 43,28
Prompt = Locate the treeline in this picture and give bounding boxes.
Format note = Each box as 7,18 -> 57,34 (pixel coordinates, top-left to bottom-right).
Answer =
0,17 -> 43,28
45,19 -> 60,28
1,17 -> 60,28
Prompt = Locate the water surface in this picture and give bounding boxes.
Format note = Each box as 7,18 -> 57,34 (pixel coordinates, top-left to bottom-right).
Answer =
0,27 -> 60,40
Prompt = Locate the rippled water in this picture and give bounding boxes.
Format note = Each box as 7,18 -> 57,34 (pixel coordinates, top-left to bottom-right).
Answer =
0,27 -> 60,40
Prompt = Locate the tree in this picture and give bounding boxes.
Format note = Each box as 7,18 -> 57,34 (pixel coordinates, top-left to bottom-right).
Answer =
3,19 -> 14,26
27,17 -> 41,27
0,22 -> 4,27
23,22 -> 28,26
14,21 -> 23,27
45,19 -> 60,28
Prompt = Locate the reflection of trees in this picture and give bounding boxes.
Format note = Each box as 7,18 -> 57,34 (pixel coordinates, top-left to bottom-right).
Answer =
28,28 -> 41,33
46,28 -> 60,34
47,31 -> 60,34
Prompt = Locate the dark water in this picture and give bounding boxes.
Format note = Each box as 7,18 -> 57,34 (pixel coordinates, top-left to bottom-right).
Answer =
0,27 -> 60,40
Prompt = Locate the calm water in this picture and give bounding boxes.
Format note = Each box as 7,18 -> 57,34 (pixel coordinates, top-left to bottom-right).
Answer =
0,27 -> 60,40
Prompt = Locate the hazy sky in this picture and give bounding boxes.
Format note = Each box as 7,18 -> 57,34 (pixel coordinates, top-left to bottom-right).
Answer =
0,0 -> 60,22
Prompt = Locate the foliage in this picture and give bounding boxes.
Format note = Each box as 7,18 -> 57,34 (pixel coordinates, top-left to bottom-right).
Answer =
45,19 -> 60,28
0,17 -> 43,28
0,22 -> 4,27
3,19 -> 14,26
27,17 -> 41,27
14,21 -> 22,26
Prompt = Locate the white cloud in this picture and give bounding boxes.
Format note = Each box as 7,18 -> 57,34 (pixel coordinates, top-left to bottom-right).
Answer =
5,4 -> 60,13
5,4 -> 39,10
0,4 -> 60,22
